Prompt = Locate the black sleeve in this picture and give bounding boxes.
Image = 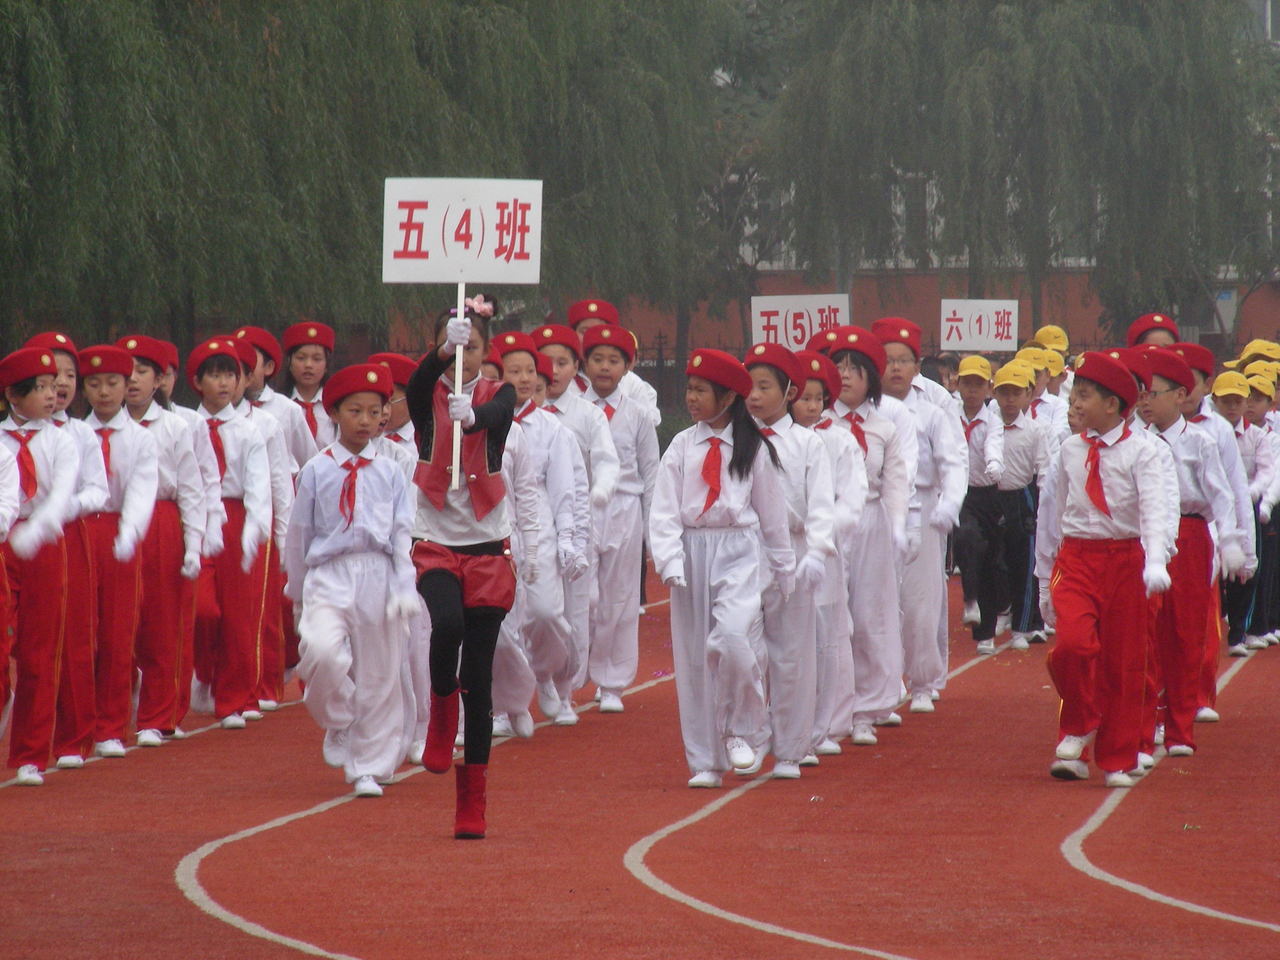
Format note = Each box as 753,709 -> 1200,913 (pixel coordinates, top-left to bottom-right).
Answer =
407,349 -> 450,460
465,381 -> 516,435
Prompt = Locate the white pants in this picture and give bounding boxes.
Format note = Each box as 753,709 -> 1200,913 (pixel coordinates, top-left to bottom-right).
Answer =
902,492 -> 947,695
406,604 -> 432,741
297,553 -> 408,783
670,527 -> 768,775
847,501 -> 903,725
565,524 -> 595,696
758,535 -> 819,761
491,577 -> 535,716
522,529 -> 574,688
813,548 -> 854,743
589,493 -> 642,693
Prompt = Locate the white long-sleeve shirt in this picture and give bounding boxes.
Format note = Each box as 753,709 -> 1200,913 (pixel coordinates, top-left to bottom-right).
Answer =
1191,398 -> 1256,561
648,420 -> 795,583
760,415 -> 835,560
1,416 -> 78,536
290,388 -> 337,450
582,386 -> 659,526
84,408 -> 158,548
830,400 -> 910,535
499,417 -> 541,561
813,418 -> 867,538
1030,391 -> 1071,443
514,401 -> 580,557
239,399 -> 296,546
1233,419 -> 1275,503
901,389 -> 967,522
198,403 -> 272,546
252,383 -> 318,473
171,403 -> 227,550
997,411 -> 1052,490
0,445 -> 18,540
542,389 -> 619,503
958,401 -> 1005,487
283,441 -> 416,603
835,395 -> 918,498
136,402 -> 205,557
1147,417 -> 1241,551
51,411 -> 109,522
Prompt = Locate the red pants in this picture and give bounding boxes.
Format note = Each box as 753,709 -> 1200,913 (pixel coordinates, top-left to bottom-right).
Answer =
194,499 -> 268,719
84,513 -> 144,743
135,501 -> 196,733
256,541 -> 285,703
1197,584 -> 1224,709
4,528 -> 68,771
53,519 -> 96,758
1151,517 -> 1212,751
1047,537 -> 1148,774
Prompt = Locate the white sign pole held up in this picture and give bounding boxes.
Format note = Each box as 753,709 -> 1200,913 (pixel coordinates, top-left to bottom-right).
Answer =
382,177 -> 543,491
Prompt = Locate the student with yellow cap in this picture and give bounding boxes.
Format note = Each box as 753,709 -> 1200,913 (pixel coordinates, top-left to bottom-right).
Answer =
1018,347 -> 1071,442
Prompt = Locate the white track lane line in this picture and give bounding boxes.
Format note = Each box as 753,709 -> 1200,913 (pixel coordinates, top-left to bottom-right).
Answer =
1060,653 -> 1280,934
620,641 -> 1014,960
172,673 -> 676,958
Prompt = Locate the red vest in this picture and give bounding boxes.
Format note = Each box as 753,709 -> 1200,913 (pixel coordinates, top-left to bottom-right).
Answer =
413,377 -> 507,521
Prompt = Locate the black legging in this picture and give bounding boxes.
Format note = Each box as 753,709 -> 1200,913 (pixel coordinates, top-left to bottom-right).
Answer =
417,570 -> 506,765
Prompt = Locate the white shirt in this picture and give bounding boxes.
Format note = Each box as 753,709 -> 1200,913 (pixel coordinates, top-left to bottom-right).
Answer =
84,408 -> 158,547
958,401 -> 1005,487
283,441 -> 416,602
381,419 -> 417,461
1191,398 -> 1256,560
198,403 -> 273,545
1232,419 -> 1275,504
582,386 -> 660,524
374,434 -> 416,483
514,401 -> 582,557
1029,392 -> 1071,443
997,411 -> 1052,491
900,389 -> 967,522
621,369 -> 661,426
0,416 -> 78,533
0,445 -> 18,540
912,373 -> 957,412
290,387 -> 338,450
498,415 -> 541,560
252,384 -> 318,473
759,414 -> 835,560
829,400 -> 911,534
542,389 -> 620,502
648,420 -> 795,583
171,403 -> 227,549
1034,420 -> 1171,580
51,410 -> 109,521
1147,417 -> 1241,550
238,399 -> 296,546
812,418 -> 867,537
136,402 -> 205,556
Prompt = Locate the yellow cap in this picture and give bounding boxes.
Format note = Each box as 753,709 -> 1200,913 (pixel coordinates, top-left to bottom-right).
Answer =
1242,360 -> 1280,383
994,361 -> 1034,389
957,355 -> 992,381
1035,324 -> 1069,353
1014,346 -> 1049,371
1247,374 -> 1276,399
1212,371 -> 1250,398
1224,339 -> 1280,368
1042,349 -> 1065,377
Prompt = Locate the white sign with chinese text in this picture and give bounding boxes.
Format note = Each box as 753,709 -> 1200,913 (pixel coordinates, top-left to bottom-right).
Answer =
940,299 -> 1018,352
750,294 -> 851,351
382,178 -> 543,285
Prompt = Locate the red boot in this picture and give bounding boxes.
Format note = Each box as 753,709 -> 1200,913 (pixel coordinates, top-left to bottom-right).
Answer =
422,689 -> 459,774
454,763 -> 487,839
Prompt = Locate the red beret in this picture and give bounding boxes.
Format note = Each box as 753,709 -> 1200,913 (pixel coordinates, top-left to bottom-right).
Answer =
531,324 -> 582,360
23,332 -> 79,359
567,299 -> 619,328
687,348 -> 752,398
322,363 -> 392,414
1107,347 -> 1152,391
117,334 -> 170,373
581,324 -> 635,362
483,346 -> 504,377
827,326 -> 887,377
78,345 -> 134,379
157,339 -> 179,372
1074,351 -> 1138,410
234,326 -> 283,368
282,321 -> 335,352
1145,347 -> 1195,393
227,336 -> 258,372
1168,342 -> 1215,378
366,352 -> 417,387
1126,312 -> 1180,347
743,342 -> 805,390
806,328 -> 843,355
870,317 -> 922,359
186,338 -> 241,392
535,352 -> 554,383
0,347 -> 58,389
796,349 -> 842,402
492,330 -> 538,360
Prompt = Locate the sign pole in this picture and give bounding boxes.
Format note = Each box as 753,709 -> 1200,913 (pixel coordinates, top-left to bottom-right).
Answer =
451,281 -> 465,491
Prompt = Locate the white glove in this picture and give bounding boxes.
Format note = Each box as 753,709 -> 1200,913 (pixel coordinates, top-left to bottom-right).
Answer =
112,526 -> 139,563
240,524 -> 262,574
796,553 -> 826,591
903,525 -> 921,564
663,574 -> 687,589
448,392 -> 476,428
1220,540 -> 1247,581
203,519 -> 224,558
929,503 -> 959,534
522,556 -> 539,584
986,462 -> 1004,484
557,542 -> 576,574
1260,502 -> 1273,525
1038,579 -> 1055,628
590,486 -> 611,509
292,602 -> 303,633
443,314 -> 472,353
10,517 -> 56,560
776,570 -> 796,601
1142,561 -> 1171,596
1243,553 -> 1259,580
385,592 -> 420,622
568,553 -> 589,582
891,523 -> 907,559
181,551 -> 202,580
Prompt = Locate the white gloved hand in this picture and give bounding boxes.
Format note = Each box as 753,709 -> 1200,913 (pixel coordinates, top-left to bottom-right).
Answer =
385,592 -> 420,622
903,525 -> 921,564
9,517 -> 55,560
292,602 -> 303,633
203,520 -> 224,558
986,462 -> 1004,484
891,524 -> 907,559
796,553 -> 826,591
1038,579 -> 1056,628
776,570 -> 796,601
568,553 -> 589,582
522,556 -> 539,584
448,392 -> 476,429
557,542 -> 576,574
181,550 -> 202,580
112,526 -> 139,563
1243,553 -> 1259,581
1260,502 -> 1273,525
1142,561 -> 1171,596
663,574 -> 687,589
1220,541 -> 1247,581
443,314 -> 472,354
590,486 -> 611,509
240,524 -> 262,574
929,503 -> 959,534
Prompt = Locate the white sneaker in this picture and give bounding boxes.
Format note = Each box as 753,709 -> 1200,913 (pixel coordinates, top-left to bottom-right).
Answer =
510,711 -> 535,739
1154,723 -> 1165,746
1227,643 -> 1250,658
1138,752 -> 1155,770
1055,731 -> 1095,761
1267,631 -> 1280,646
136,728 -> 164,748
772,761 -> 801,779
491,714 -> 515,738
55,754 -> 84,770
995,611 -> 1011,636
1028,631 -> 1048,644
598,690 -> 624,713
1104,770 -> 1135,788
962,600 -> 980,625
799,753 -> 819,767
1010,632 -> 1030,651
535,680 -> 560,720
873,712 -> 902,727
164,727 -> 187,741
1194,706 -> 1220,723
220,714 -> 246,730
322,727 -> 348,767
258,699 -> 279,712
554,703 -> 579,725
851,723 -> 877,746
94,739 -> 126,758
1167,744 -> 1194,757
815,737 -> 842,756
242,709 -> 264,721
909,692 -> 935,713
353,775 -> 383,798
1245,634 -> 1269,650
931,690 -> 941,701
725,736 -> 755,769
733,750 -> 764,776
1049,759 -> 1089,780
976,639 -> 996,655
687,770 -> 722,788
405,739 -> 425,765
190,679 -> 214,714
15,764 -> 43,786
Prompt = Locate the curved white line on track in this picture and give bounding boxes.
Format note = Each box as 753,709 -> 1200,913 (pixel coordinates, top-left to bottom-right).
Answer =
1060,654 -> 1280,934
